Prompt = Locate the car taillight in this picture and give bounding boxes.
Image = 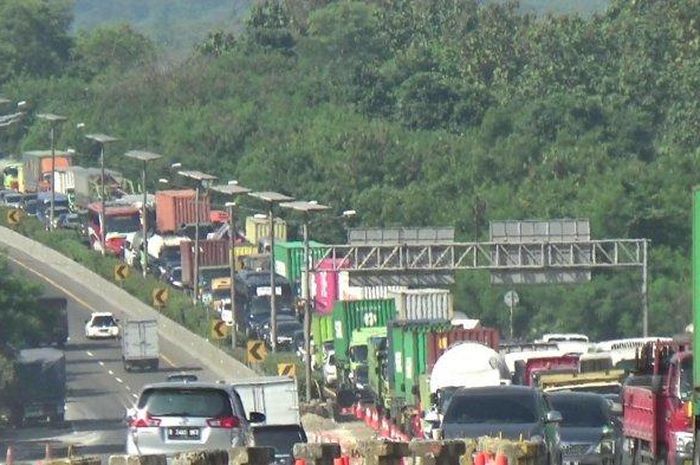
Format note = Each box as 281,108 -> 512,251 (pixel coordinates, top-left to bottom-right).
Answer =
206,416 -> 240,428
129,414 -> 161,428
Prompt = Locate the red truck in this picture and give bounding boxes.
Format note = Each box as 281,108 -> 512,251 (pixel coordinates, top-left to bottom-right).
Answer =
513,354 -> 580,386
623,340 -> 693,465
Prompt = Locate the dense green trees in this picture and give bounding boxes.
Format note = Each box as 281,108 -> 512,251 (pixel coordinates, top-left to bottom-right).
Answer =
2,0 -> 697,340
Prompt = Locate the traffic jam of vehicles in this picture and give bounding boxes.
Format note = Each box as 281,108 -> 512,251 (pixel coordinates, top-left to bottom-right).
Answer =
1,151 -> 700,465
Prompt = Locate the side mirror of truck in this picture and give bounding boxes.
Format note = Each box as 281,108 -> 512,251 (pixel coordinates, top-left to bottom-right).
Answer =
124,407 -> 136,423
248,411 -> 266,424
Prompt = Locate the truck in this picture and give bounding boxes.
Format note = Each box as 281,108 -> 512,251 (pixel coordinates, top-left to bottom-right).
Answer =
121,319 -> 159,371
623,340 -> 692,465
22,150 -> 73,193
512,354 -> 580,386
85,202 -> 141,255
232,376 -> 300,425
10,348 -> 66,426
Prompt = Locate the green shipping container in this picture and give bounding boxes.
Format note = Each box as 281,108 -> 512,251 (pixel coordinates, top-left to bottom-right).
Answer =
332,299 -> 396,365
273,241 -> 328,284
368,336 -> 390,409
388,320 -> 451,411
311,313 -> 334,367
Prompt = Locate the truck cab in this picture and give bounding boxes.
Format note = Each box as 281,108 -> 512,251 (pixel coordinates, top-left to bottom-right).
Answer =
622,341 -> 692,465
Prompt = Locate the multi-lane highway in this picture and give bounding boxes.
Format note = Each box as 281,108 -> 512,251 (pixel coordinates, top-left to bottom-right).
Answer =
1,243 -> 221,462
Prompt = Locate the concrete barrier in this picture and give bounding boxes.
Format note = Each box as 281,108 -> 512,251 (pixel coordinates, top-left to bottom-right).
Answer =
0,226 -> 254,381
38,438 -> 543,465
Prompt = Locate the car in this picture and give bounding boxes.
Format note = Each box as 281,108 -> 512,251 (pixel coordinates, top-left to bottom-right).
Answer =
125,382 -> 265,456
251,424 -> 307,465
55,212 -> 82,230
263,319 -> 303,350
547,392 -> 622,465
441,385 -> 563,465
84,312 -> 120,339
246,299 -> 295,338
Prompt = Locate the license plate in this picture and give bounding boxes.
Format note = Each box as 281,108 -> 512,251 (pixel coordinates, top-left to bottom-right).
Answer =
564,461 -> 579,465
167,427 -> 200,440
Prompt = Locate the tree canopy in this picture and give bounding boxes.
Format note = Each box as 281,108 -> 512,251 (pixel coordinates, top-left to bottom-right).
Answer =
2,0 -> 697,340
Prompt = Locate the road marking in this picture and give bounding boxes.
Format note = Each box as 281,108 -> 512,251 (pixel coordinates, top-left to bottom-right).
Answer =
108,370 -> 114,375
125,385 -> 131,391
115,377 -> 123,383
132,394 -> 138,399
161,354 -> 176,367
98,361 -> 104,366
86,351 -> 94,357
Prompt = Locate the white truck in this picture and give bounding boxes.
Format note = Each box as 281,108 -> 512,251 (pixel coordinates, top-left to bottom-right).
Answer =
121,319 -> 159,371
232,376 -> 300,425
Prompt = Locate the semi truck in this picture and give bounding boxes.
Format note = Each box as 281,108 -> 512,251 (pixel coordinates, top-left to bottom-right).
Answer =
121,319 -> 159,371
10,348 -> 66,426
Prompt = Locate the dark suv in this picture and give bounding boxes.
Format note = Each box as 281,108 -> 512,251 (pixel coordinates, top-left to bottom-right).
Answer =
441,385 -> 563,465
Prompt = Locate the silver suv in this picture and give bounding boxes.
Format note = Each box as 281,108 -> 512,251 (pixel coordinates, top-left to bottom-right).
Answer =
126,382 -> 265,456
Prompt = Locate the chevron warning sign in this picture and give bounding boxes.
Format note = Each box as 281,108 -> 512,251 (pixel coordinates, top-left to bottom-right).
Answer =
277,363 -> 296,377
246,340 -> 267,364
152,288 -> 169,307
114,263 -> 130,281
211,319 -> 231,340
6,209 -> 22,225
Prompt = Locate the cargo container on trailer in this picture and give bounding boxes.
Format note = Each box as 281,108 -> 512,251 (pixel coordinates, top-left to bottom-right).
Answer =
273,240 -> 328,284
22,150 -> 72,192
314,258 -> 351,313
155,189 -> 211,233
387,288 -> 454,321
332,298 -> 396,367
245,215 -> 287,246
179,239 -> 230,287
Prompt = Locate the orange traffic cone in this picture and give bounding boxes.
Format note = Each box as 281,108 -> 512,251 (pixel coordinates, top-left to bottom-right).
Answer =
6,445 -> 14,465
495,453 -> 508,465
475,452 -> 487,465
294,460 -> 306,465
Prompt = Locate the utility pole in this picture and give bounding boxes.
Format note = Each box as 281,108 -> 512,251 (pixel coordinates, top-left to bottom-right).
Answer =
85,134 -> 119,255
37,113 -> 67,231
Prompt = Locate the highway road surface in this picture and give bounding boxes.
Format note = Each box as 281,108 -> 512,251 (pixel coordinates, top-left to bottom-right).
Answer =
0,244 -> 222,463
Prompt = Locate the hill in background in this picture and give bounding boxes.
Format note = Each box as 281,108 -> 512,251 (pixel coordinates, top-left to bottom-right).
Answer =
72,0 -> 253,55
72,0 -> 610,56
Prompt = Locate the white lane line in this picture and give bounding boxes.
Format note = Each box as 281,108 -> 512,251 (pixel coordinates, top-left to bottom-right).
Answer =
108,370 -> 114,375
125,385 -> 131,391
98,361 -> 104,366
86,351 -> 94,357
132,393 -> 138,399
115,377 -> 123,384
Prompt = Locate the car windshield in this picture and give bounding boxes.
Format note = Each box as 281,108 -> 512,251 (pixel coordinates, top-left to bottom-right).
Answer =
4,167 -> 18,177
212,288 -> 231,300
5,194 -> 21,203
138,388 -> 233,417
350,345 -> 368,363
106,214 -> 140,233
250,297 -> 272,315
24,202 -> 37,214
549,395 -> 609,427
92,315 -> 116,327
170,268 -> 182,280
443,393 -> 538,424
277,321 -> 302,333
680,357 -> 692,400
253,426 -> 306,455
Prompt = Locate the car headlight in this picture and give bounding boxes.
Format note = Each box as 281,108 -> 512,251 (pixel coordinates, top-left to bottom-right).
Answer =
594,439 -> 615,455
674,431 -> 694,454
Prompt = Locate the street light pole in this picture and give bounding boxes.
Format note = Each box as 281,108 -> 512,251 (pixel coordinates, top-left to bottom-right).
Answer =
249,192 -> 294,353
86,134 -> 118,255
37,113 -> 67,231
211,182 -> 251,350
125,151 -> 162,278
178,170 -> 218,306
280,200 -> 330,401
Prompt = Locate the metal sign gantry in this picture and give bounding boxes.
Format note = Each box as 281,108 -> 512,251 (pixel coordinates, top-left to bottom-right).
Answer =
315,238 -> 650,336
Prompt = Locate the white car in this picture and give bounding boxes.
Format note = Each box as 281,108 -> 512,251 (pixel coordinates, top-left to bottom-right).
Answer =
85,312 -> 120,339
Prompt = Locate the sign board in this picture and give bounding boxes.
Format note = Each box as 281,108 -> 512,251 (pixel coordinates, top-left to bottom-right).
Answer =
114,264 -> 130,281
211,319 -> 231,340
348,227 -> 455,244
277,363 -> 296,377
490,219 -> 592,284
504,290 -> 519,307
256,286 -> 282,297
152,288 -> 169,307
247,340 -> 268,363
